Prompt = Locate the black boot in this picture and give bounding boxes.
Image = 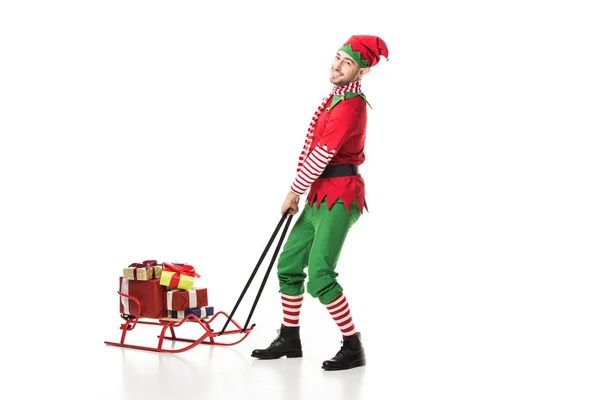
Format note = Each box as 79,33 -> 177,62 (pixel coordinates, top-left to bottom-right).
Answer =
322,333 -> 366,371
251,326 -> 303,359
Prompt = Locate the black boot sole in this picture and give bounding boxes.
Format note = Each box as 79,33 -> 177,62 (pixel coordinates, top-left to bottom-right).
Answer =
251,351 -> 303,360
321,358 -> 366,371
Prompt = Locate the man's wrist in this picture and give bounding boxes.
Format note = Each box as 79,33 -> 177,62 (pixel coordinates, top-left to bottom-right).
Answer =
289,188 -> 303,197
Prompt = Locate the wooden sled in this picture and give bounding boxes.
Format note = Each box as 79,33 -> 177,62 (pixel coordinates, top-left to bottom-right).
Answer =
104,210 -> 294,353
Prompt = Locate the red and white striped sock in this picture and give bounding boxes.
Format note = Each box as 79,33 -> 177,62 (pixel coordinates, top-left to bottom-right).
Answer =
281,294 -> 303,327
325,293 -> 357,336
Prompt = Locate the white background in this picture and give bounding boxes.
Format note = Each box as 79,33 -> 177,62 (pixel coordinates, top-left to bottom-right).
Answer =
1,1 -> 599,399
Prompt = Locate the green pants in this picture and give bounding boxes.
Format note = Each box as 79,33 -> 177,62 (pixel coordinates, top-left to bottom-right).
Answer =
277,199 -> 361,305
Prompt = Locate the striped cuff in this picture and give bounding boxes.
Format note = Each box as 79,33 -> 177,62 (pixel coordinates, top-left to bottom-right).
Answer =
291,145 -> 335,195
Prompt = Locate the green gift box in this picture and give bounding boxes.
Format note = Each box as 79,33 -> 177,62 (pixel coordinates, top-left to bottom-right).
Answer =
159,262 -> 199,291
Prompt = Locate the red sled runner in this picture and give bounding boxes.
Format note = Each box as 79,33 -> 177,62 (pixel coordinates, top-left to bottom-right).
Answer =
104,211 -> 294,353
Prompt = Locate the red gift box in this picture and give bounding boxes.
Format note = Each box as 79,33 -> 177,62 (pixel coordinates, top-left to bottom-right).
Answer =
166,288 -> 208,311
119,277 -> 167,319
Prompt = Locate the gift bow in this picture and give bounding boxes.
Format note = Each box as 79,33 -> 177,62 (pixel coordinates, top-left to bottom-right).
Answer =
163,262 -> 200,278
128,260 -> 158,268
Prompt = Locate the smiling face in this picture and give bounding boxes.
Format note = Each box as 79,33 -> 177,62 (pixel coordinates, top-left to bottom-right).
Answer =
330,50 -> 369,86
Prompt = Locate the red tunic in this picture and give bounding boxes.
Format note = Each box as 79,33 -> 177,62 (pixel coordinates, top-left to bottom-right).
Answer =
306,94 -> 368,213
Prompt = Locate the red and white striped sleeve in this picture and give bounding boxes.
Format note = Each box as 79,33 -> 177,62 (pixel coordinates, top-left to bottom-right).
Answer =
290,144 -> 336,195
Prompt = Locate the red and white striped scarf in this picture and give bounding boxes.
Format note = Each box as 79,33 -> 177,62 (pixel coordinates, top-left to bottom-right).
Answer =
296,81 -> 362,172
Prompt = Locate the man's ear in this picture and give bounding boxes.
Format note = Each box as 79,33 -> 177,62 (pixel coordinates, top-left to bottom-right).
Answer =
359,67 -> 371,78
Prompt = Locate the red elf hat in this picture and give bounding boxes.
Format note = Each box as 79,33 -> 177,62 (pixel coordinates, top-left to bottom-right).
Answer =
339,35 -> 389,68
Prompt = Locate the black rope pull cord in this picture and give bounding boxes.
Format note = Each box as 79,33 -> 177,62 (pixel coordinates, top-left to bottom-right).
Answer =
241,213 -> 294,332
219,209 -> 294,336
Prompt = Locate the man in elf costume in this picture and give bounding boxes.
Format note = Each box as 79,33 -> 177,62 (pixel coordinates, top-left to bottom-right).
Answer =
251,35 -> 389,371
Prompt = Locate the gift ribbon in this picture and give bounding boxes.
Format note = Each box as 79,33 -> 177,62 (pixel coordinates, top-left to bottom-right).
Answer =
163,262 -> 200,288
120,278 -> 130,314
189,290 -> 197,308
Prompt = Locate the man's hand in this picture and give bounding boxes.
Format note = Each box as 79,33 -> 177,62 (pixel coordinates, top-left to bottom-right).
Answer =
281,191 -> 300,216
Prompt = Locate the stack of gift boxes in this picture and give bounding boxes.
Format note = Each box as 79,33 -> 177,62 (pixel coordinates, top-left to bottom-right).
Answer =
118,259 -> 214,320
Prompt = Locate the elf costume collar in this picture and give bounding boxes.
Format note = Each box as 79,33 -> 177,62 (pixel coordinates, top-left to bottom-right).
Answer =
328,81 -> 369,111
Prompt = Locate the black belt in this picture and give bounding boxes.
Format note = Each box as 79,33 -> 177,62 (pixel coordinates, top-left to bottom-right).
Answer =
319,164 -> 359,179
